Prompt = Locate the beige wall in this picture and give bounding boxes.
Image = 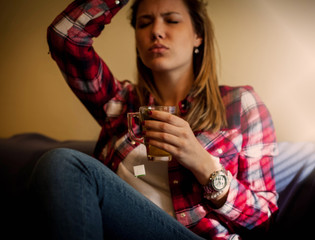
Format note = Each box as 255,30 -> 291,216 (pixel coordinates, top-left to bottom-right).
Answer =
1,0 -> 315,142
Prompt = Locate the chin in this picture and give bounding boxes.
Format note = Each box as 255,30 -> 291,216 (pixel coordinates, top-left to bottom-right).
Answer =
144,59 -> 173,73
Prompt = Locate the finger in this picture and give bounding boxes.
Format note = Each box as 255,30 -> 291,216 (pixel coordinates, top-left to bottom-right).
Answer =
144,110 -> 189,134
149,110 -> 184,127
144,120 -> 180,138
145,130 -> 181,148
147,137 -> 180,157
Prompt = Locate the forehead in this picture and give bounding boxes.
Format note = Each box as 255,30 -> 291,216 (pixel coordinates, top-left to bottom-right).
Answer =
136,0 -> 189,17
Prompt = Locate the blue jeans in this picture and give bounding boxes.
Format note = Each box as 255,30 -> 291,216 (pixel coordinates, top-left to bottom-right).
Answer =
28,148 -> 204,240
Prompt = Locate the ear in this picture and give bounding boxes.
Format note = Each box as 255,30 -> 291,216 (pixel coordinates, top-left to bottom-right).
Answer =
194,34 -> 203,48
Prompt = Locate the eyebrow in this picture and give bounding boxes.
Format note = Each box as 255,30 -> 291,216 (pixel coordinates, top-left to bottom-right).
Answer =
137,12 -> 181,20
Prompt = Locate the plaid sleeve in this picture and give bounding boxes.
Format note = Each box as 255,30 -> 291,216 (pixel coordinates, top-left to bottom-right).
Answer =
47,0 -> 129,126
215,87 -> 278,230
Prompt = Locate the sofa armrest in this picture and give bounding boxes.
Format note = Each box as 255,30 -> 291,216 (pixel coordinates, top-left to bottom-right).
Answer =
272,142 -> 315,238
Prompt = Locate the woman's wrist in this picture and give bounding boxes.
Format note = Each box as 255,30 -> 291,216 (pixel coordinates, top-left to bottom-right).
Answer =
189,151 -> 231,208
190,151 -> 222,185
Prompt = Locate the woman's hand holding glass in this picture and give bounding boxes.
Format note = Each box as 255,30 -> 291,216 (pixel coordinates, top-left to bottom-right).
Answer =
143,110 -> 221,186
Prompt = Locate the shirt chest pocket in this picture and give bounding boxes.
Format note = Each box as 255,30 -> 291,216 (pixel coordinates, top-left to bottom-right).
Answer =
197,129 -> 242,171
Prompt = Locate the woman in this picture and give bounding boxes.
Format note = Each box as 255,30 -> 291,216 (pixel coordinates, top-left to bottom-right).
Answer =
29,0 -> 278,239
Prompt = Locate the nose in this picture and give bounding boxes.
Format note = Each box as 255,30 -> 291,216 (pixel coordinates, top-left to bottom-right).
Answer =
151,19 -> 165,40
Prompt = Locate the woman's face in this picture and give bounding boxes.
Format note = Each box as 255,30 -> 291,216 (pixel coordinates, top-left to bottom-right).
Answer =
135,0 -> 202,74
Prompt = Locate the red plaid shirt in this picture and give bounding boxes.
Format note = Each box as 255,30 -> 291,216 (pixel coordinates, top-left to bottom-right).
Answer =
47,0 -> 279,239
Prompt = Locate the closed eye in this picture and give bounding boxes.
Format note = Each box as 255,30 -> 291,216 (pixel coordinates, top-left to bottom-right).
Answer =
136,12 -> 182,28
166,20 -> 179,24
137,22 -> 151,29
136,15 -> 153,29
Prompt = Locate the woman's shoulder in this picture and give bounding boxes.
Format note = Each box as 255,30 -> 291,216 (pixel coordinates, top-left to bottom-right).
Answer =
219,85 -> 254,97
219,85 -> 263,128
219,85 -> 262,106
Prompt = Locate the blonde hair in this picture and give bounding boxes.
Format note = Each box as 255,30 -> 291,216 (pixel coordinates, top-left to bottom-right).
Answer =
130,0 -> 227,132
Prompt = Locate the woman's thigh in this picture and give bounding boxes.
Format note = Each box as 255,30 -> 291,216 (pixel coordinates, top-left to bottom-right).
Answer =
29,148 -> 203,240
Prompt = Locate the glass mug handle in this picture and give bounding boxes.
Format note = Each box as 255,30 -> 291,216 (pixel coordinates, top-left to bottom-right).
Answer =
127,112 -> 144,144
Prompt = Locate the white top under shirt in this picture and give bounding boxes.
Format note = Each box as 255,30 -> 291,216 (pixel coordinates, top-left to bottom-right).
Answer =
116,144 -> 176,217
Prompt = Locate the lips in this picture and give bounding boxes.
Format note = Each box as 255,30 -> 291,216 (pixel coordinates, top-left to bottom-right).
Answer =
149,43 -> 169,53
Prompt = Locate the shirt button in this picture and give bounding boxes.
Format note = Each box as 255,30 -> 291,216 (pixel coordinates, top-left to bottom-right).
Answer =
217,148 -> 223,154
180,213 -> 186,218
115,0 -> 120,5
173,180 -> 179,184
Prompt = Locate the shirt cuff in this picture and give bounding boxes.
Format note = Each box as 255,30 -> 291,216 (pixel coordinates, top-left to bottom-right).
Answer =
213,178 -> 245,221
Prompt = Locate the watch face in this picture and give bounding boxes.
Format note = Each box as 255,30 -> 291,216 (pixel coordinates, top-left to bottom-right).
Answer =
212,174 -> 227,191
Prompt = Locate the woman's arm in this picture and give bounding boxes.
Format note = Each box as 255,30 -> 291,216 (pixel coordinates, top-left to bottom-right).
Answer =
213,87 -> 278,230
144,87 -> 278,230
47,0 -> 129,126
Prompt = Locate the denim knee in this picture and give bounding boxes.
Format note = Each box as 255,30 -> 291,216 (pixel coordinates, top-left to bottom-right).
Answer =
28,148 -> 105,240
29,148 -> 90,189
35,148 -> 77,173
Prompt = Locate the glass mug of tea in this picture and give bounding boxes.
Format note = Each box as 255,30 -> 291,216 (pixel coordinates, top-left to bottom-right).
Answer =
127,106 -> 177,161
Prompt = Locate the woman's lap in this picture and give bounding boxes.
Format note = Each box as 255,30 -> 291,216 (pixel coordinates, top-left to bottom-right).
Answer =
28,148 -> 203,240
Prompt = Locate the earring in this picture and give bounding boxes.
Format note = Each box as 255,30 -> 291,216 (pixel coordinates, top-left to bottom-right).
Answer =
194,48 -> 200,54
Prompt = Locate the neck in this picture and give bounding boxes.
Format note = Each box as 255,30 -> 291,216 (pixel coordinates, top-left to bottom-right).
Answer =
153,67 -> 194,106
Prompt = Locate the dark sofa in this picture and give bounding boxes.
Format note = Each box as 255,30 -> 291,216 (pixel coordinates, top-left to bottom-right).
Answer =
1,133 -> 314,239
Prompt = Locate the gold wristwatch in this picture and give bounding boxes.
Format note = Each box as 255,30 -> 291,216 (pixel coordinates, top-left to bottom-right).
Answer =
203,166 -> 229,200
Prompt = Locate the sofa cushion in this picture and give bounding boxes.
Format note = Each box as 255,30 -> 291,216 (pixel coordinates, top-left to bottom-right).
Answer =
1,133 -> 314,239
0,133 -> 95,198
